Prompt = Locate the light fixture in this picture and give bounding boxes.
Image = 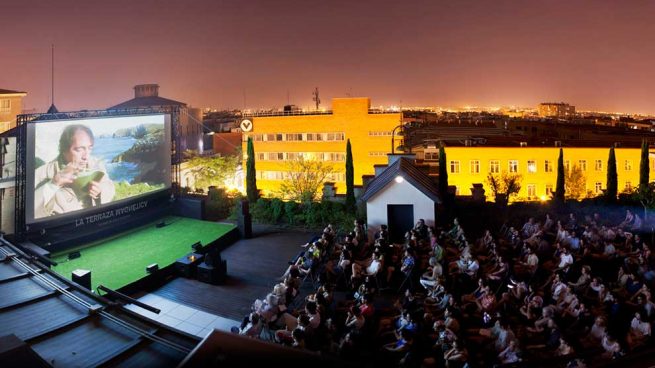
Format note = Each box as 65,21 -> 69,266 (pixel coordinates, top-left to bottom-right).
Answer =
395,176 -> 404,183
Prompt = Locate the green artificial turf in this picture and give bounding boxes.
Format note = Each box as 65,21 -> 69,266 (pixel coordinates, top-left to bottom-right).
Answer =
51,216 -> 235,291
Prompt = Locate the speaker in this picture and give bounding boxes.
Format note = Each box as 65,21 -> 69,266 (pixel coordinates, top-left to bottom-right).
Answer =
68,251 -> 81,260
197,260 -> 227,285
72,269 -> 91,290
146,263 -> 159,274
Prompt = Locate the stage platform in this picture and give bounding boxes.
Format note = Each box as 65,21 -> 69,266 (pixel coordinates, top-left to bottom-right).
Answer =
51,216 -> 236,291
137,226 -> 314,321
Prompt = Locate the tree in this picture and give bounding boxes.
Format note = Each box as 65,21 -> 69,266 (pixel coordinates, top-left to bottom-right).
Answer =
606,146 -> 618,201
637,182 -> 655,220
438,143 -> 448,196
185,154 -> 240,191
554,148 -> 565,202
640,139 -> 649,192
565,164 -> 587,200
486,171 -> 522,207
246,137 -> 259,203
345,139 -> 355,212
279,157 -> 334,202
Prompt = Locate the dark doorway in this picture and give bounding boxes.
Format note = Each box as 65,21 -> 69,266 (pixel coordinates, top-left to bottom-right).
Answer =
387,204 -> 414,244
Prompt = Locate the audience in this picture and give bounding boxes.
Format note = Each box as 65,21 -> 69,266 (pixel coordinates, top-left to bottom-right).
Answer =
234,209 -> 655,367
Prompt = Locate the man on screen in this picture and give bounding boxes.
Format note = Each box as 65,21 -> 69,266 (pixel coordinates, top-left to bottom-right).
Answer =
34,124 -> 115,218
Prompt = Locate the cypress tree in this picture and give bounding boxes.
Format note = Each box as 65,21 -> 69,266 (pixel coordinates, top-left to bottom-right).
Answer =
554,148 -> 565,202
639,139 -> 649,192
438,143 -> 448,196
606,146 -> 618,201
246,137 -> 259,203
345,139 -> 355,212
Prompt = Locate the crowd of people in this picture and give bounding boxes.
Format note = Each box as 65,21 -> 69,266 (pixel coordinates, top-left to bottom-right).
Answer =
232,211 -> 655,367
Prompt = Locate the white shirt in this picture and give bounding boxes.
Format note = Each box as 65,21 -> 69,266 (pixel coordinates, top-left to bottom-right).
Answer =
631,318 -> 651,337
558,253 -> 573,269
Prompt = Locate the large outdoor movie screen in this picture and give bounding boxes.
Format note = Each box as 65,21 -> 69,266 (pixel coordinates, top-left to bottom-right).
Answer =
27,114 -> 171,223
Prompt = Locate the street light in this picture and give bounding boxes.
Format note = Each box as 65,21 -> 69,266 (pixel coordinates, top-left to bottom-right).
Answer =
391,123 -> 405,155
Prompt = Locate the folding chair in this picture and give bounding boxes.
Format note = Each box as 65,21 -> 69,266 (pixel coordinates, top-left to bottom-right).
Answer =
397,263 -> 415,292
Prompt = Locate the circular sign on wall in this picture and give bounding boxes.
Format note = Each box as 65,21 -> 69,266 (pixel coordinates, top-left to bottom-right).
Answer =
240,119 -> 253,132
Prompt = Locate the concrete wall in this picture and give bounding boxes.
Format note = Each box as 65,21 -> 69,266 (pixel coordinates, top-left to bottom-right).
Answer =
366,178 -> 435,240
440,146 -> 654,201
0,92 -> 26,133
242,98 -> 401,196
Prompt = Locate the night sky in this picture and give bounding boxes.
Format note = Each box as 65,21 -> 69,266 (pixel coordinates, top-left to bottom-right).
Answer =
2,0 -> 654,114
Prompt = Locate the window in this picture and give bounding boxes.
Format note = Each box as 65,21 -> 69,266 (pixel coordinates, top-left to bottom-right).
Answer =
545,184 -> 553,196
625,181 -> 632,191
651,158 -> 655,171
527,160 -> 536,173
564,160 -> 570,172
450,160 -> 460,174
625,160 -> 632,171
509,160 -> 519,173
369,151 -> 387,157
595,182 -> 602,194
424,152 -> 438,160
470,160 -> 480,174
595,159 -> 603,171
489,160 -> 500,174
286,133 -> 302,141
544,160 -> 553,173
527,184 -> 536,198
0,99 -> 10,113
578,160 -> 587,171
368,131 -> 392,136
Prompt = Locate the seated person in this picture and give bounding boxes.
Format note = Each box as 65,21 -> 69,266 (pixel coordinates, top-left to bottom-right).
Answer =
351,251 -> 383,281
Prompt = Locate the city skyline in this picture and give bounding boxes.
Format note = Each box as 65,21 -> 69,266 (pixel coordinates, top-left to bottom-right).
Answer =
1,0 -> 654,115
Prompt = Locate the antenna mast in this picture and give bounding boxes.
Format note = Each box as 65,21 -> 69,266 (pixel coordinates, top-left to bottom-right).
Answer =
51,44 -> 54,106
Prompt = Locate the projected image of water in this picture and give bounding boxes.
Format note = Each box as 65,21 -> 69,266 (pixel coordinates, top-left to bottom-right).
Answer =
93,137 -> 139,183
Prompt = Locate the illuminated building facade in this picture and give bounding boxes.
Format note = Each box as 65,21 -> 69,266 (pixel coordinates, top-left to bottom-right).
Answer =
0,89 -> 27,133
241,98 -> 401,196
417,145 -> 653,201
538,102 -> 576,118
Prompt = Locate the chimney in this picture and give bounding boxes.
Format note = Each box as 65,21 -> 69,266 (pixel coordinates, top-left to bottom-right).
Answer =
134,84 -> 159,98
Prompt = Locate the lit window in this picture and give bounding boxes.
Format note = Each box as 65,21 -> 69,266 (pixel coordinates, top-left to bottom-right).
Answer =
424,152 -> 438,160
0,99 -> 10,113
625,181 -> 632,191
470,160 -> 480,174
545,185 -> 553,196
578,160 -> 587,171
595,182 -> 602,193
527,160 -> 536,173
489,160 -> 500,174
544,160 -> 553,173
450,160 -> 460,174
509,160 -> 519,173
625,160 -> 632,171
527,184 -> 536,198
595,160 -> 603,171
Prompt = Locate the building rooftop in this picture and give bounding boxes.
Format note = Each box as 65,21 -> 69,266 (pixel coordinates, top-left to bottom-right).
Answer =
0,240 -> 199,367
362,157 -> 441,202
0,89 -> 27,95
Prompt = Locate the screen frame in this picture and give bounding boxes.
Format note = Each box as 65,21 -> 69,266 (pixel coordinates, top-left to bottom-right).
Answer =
25,113 -> 172,225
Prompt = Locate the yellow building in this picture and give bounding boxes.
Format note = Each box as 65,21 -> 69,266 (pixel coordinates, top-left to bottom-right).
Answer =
418,146 -> 654,201
0,89 -> 27,133
241,98 -> 401,196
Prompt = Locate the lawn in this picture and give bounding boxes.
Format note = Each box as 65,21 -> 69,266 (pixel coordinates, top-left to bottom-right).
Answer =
51,216 -> 235,291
